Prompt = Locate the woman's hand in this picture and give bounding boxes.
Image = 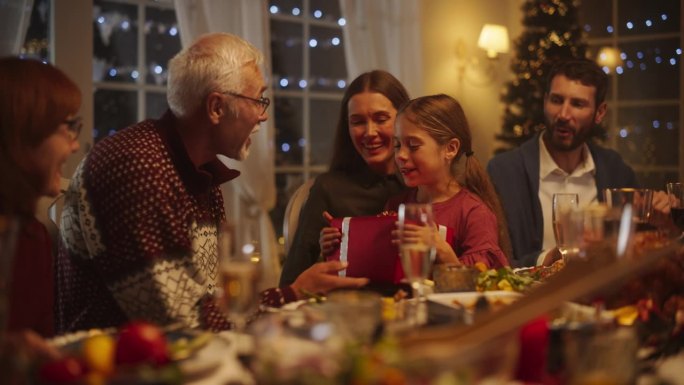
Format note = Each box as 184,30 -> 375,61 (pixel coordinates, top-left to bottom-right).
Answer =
319,227 -> 341,257
319,211 -> 341,257
290,261 -> 369,299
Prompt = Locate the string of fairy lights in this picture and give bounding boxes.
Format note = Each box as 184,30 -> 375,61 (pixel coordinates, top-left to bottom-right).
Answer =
92,5 -> 348,92
22,2 -> 680,152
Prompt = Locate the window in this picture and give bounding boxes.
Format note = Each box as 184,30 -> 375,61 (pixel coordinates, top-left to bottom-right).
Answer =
92,0 -> 180,142
21,0 -> 50,61
268,0 -> 348,240
579,0 -> 682,189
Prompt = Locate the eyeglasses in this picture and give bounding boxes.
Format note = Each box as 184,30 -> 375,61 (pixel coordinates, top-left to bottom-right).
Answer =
222,92 -> 270,115
63,116 -> 82,141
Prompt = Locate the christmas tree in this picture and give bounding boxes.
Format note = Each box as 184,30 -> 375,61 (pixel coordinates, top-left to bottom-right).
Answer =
497,0 -> 588,151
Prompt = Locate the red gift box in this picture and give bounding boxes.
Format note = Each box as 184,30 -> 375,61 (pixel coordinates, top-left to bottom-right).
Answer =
327,215 -> 456,284
327,215 -> 403,283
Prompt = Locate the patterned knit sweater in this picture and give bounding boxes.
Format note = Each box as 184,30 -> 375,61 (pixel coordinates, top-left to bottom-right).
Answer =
56,110 -> 295,333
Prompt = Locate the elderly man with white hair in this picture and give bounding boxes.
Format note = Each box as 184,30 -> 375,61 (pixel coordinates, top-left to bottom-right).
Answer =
56,33 -> 367,333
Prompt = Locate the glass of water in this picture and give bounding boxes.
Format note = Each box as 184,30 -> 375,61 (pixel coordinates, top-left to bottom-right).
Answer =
217,222 -> 262,334
397,203 -> 436,324
552,193 -> 582,263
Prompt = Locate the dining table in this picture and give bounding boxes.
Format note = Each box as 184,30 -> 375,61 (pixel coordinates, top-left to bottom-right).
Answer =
34,231 -> 684,385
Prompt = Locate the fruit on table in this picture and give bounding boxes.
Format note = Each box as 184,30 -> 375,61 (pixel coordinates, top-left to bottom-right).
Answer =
115,321 -> 170,366
82,334 -> 116,375
38,356 -> 87,383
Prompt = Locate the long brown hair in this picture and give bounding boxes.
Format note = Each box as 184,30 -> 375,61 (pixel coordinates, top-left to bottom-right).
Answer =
398,94 -> 513,260
329,70 -> 410,173
0,57 -> 81,215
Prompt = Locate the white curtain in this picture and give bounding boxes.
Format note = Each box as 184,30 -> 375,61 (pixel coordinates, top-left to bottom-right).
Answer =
340,0 -> 423,97
174,0 -> 280,288
0,0 -> 33,57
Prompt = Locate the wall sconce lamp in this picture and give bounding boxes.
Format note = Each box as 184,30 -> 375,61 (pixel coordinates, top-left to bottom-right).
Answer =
477,24 -> 510,59
456,23 -> 510,87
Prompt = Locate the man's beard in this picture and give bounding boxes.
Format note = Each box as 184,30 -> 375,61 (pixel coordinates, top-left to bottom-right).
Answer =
544,117 -> 595,152
236,136 -> 252,160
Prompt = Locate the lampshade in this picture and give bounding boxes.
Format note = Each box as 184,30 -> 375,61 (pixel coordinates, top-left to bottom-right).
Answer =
477,24 -> 510,58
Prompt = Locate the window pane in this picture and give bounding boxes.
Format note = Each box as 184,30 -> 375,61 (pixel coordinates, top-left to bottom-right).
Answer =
616,38 -> 680,100
310,99 -> 341,166
618,0 -> 680,36
578,0 -> 612,38
145,6 -> 180,85
615,105 -> 679,168
268,0 -> 303,17
271,20 -> 304,90
22,0 -> 50,61
275,97 -> 304,166
637,171 -> 680,190
146,92 -> 168,119
93,1 -> 139,83
309,26 -> 347,91
93,89 -> 137,142
310,0 -> 342,22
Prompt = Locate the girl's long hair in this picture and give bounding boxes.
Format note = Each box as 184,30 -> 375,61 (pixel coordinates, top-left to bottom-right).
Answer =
398,94 -> 513,261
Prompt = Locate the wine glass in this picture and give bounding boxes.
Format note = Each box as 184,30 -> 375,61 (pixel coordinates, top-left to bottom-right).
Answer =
666,182 -> 684,236
397,203 -> 436,325
217,221 -> 262,334
552,193 -> 582,263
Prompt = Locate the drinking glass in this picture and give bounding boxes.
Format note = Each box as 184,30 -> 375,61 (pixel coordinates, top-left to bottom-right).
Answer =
397,203 -> 436,324
603,188 -> 654,232
217,222 -> 262,333
552,193 -> 582,262
666,182 -> 684,236
324,290 -> 382,345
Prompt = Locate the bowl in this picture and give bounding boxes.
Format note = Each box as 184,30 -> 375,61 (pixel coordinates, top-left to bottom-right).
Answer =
433,264 -> 478,292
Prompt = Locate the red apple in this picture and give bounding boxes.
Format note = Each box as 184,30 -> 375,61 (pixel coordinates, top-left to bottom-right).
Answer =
38,356 -> 87,383
115,321 -> 169,366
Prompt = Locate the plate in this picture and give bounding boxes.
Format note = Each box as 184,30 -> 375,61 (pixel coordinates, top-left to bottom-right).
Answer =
427,291 -> 522,312
177,335 -> 226,379
49,328 -> 223,380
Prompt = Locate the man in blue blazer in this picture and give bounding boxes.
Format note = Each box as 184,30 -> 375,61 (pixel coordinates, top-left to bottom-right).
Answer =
487,59 -> 638,267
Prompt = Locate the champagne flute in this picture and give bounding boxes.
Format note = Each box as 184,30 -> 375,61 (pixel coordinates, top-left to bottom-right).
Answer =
217,222 -> 262,334
666,182 -> 684,236
397,203 -> 436,325
552,193 -> 582,263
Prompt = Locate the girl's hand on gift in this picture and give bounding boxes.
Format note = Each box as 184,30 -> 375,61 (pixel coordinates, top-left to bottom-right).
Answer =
392,223 -> 461,265
391,222 -> 433,246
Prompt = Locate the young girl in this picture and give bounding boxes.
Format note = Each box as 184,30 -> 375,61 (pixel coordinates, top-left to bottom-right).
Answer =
387,94 -> 511,269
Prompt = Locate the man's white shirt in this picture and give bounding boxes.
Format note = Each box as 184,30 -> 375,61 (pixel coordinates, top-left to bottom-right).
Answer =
536,133 -> 598,265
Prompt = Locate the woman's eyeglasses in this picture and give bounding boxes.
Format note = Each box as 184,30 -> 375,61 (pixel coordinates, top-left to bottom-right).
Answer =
63,116 -> 83,141
222,92 -> 270,115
